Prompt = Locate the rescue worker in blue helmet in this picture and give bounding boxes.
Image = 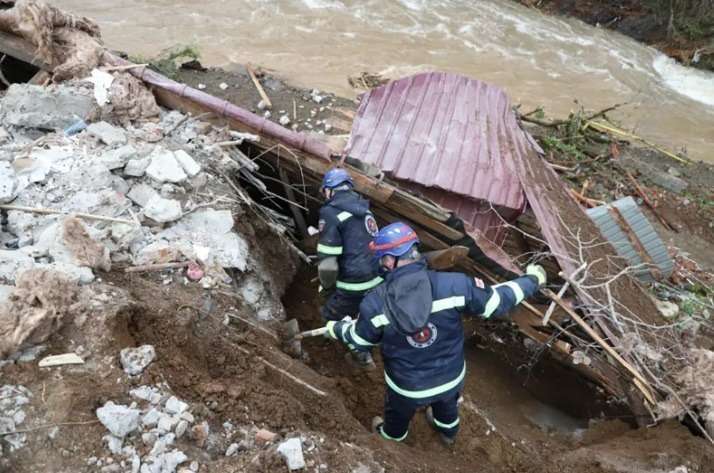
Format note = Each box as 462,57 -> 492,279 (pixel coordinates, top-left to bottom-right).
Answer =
317,168 -> 382,368
323,222 -> 547,445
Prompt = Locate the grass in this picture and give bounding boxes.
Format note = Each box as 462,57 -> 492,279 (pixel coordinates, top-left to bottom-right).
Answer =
129,45 -> 201,79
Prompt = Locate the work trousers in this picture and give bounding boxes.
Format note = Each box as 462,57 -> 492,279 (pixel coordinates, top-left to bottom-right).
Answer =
320,288 -> 367,321
379,387 -> 460,442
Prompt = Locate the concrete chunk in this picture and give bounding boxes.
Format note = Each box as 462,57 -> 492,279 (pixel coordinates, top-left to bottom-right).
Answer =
1,84 -> 98,130
127,183 -> 159,208
124,157 -> 151,177
0,162 -> 18,204
98,145 -> 137,170
146,150 -> 187,183
173,150 -> 201,177
145,196 -> 183,223
87,121 -> 127,146
0,250 -> 35,283
277,437 -> 306,470
120,345 -> 156,375
96,401 -> 140,438
165,396 -> 188,415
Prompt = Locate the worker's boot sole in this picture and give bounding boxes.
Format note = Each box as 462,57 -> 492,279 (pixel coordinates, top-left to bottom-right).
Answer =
425,407 -> 456,447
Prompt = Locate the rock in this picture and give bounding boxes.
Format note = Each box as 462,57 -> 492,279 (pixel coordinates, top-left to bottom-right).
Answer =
120,345 -> 156,375
142,408 -> 161,428
0,162 -> 18,204
103,434 -> 124,455
134,241 -> 180,265
173,150 -> 201,177
98,145 -> 136,170
180,411 -> 195,423
165,396 -> 188,415
35,262 -> 95,285
96,401 -> 141,438
656,300 -> 680,320
189,461 -> 198,472
87,121 -> 128,146
191,421 -> 209,447
127,183 -> 159,208
257,100 -> 268,110
277,437 -> 306,470
130,385 -> 160,401
225,443 -> 239,457
175,420 -> 189,439
158,413 -> 179,432
279,115 -> 291,126
124,156 -> 151,177
255,428 -> 277,445
145,196 -> 183,223
0,250 -> 35,283
146,150 -> 188,183
219,82 -> 228,90
1,84 -> 98,130
263,111 -> 272,118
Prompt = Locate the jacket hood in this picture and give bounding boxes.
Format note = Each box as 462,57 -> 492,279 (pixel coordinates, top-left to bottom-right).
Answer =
328,190 -> 370,217
377,260 -> 433,335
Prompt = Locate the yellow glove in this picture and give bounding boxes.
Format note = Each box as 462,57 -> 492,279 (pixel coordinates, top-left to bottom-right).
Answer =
526,264 -> 547,286
324,321 -> 337,339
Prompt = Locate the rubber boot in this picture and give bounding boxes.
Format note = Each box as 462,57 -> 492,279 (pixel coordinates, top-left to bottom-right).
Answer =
425,406 -> 456,447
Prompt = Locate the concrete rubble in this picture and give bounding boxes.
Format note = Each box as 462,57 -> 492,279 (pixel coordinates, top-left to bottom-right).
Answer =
0,385 -> 32,455
120,345 -> 156,376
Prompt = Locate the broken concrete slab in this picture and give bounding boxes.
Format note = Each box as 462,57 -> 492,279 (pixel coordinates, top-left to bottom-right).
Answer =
98,145 -> 137,170
96,401 -> 141,438
145,149 -> 188,184
124,156 -> 151,177
277,438 -> 306,471
86,121 -> 128,146
173,150 -> 201,178
0,250 -> 35,283
165,397 -> 188,415
0,162 -> 18,204
120,345 -> 156,376
1,84 -> 99,131
145,196 -> 183,223
128,183 -> 159,208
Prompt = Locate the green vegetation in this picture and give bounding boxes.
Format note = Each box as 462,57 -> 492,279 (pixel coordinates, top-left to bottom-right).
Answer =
129,45 -> 201,79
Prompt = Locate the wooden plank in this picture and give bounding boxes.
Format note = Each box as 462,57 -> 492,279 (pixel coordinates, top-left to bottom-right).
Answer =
0,31 -> 51,70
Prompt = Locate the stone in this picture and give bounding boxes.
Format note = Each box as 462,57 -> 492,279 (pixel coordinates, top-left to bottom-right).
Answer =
134,241 -> 180,265
158,413 -> 178,433
96,401 -> 140,438
35,262 -> 95,285
175,420 -> 189,439
125,156 -> 151,177
189,461 -> 198,472
0,250 -> 35,283
656,300 -> 680,320
277,437 -> 306,470
0,162 -> 18,204
145,150 -> 188,183
87,121 -> 127,146
1,84 -> 98,131
127,183 -> 159,208
255,428 -> 277,445
98,145 -> 136,170
180,411 -> 195,423
225,443 -> 239,457
165,396 -> 188,415
142,408 -> 161,428
120,345 -> 156,375
257,100 -> 268,110
145,196 -> 183,223
103,434 -> 124,455
173,150 -> 201,177
191,421 -> 209,448
279,115 -> 291,126
129,385 -> 159,401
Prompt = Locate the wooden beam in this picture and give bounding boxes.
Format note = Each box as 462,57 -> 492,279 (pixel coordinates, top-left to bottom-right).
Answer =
0,30 -> 51,70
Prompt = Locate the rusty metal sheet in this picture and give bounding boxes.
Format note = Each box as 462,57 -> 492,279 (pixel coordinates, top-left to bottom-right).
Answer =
344,72 -> 535,214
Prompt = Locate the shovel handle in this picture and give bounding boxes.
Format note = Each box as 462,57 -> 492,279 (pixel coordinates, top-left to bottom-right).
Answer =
294,326 -> 329,340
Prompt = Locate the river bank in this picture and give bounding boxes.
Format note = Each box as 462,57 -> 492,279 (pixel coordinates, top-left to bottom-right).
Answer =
519,0 -> 714,72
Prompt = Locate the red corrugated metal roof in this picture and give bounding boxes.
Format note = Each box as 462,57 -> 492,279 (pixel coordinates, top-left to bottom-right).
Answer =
345,72 -> 539,212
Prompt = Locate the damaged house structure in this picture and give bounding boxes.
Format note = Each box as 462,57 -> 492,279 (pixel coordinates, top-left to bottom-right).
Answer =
0,2 -> 712,471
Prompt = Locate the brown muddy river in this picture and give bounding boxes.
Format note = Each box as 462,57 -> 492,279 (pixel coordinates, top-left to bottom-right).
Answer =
55,0 -> 714,162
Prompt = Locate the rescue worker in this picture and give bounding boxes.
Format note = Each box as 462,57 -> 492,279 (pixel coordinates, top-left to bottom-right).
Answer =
323,222 -> 547,445
317,168 -> 382,367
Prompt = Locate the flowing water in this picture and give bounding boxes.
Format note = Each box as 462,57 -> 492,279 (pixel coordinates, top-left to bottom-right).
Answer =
56,0 -> 714,162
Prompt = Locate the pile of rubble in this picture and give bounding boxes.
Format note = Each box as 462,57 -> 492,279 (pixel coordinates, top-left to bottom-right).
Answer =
0,81 -> 291,315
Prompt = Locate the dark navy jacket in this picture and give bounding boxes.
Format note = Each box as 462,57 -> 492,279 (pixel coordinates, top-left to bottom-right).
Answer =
328,259 -> 540,404
317,190 -> 381,291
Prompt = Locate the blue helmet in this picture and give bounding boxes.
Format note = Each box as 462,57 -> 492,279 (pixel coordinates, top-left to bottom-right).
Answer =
369,222 -> 420,259
321,168 -> 353,190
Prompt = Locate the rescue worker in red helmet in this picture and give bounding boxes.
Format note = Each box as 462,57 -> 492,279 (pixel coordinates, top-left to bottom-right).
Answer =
317,168 -> 382,368
323,222 -> 547,445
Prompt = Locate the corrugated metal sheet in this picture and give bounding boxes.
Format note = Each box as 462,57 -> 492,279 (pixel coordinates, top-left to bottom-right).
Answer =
344,72 -> 538,234
587,197 -> 673,282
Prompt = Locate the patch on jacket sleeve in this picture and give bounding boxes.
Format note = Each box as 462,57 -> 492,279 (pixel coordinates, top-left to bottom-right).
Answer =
364,214 -> 379,236
474,277 -> 485,289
